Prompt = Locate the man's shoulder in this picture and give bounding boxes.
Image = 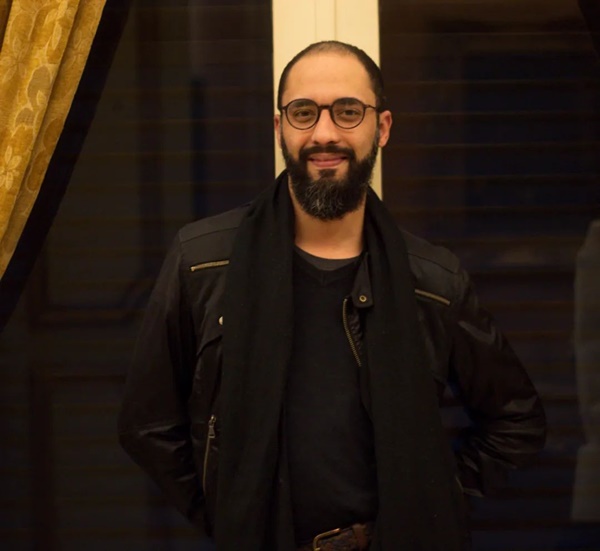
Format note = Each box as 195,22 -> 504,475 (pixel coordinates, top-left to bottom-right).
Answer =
176,205 -> 249,265
401,231 -> 465,306
402,230 -> 461,275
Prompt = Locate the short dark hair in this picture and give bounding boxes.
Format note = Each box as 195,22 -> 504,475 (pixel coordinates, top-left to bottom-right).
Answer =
276,41 -> 386,111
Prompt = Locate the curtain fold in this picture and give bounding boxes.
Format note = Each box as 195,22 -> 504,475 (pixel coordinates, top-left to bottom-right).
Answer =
0,1 -> 12,44
0,0 -> 107,279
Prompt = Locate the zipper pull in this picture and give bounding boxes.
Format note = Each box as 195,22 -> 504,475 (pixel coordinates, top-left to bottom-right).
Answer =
208,414 -> 216,438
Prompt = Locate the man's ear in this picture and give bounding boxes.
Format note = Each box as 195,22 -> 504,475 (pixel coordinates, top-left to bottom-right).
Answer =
274,114 -> 282,148
377,110 -> 392,147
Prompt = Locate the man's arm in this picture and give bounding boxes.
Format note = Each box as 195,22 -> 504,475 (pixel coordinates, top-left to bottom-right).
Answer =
118,237 -> 206,531
448,268 -> 547,497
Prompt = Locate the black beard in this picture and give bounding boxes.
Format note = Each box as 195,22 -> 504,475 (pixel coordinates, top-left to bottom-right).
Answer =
281,136 -> 379,221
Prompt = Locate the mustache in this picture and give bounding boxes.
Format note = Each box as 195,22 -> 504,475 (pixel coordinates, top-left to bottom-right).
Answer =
298,145 -> 356,163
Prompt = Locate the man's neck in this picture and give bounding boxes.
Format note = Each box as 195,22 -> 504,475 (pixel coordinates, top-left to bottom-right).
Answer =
289,182 -> 365,259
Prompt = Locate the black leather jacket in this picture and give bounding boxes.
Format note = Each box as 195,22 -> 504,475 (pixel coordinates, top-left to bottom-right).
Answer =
118,204 -> 546,535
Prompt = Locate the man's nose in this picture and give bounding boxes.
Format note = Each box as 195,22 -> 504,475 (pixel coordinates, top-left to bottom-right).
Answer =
310,109 -> 340,144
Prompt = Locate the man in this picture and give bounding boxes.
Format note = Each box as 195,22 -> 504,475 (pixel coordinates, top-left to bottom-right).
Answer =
118,41 -> 546,551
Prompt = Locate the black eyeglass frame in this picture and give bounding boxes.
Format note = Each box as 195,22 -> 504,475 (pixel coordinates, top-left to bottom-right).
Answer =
279,97 -> 381,130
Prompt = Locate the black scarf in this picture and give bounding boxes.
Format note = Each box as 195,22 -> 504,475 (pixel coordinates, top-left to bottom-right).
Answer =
216,172 -> 467,550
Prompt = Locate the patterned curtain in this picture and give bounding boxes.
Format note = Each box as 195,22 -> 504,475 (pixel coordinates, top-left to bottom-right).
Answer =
0,0 -> 107,278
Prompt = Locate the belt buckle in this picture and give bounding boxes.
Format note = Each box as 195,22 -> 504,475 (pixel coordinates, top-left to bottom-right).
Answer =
312,527 -> 341,551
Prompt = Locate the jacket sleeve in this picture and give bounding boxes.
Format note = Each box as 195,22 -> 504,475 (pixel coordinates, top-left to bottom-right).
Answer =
117,236 -> 206,532
448,268 -> 547,497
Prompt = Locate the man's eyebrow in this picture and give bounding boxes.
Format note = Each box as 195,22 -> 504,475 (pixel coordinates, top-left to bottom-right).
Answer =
288,98 -> 314,106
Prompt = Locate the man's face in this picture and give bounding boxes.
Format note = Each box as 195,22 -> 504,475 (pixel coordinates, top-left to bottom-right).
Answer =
274,52 -> 392,221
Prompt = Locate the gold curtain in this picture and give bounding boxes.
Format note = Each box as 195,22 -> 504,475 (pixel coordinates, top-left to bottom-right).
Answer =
0,0 -> 107,278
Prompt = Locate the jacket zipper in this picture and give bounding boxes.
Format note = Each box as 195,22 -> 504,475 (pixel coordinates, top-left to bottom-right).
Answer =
342,297 -> 362,368
190,260 -> 229,272
414,288 -> 451,307
202,414 -> 216,490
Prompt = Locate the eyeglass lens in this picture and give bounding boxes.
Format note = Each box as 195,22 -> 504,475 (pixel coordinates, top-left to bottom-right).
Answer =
286,98 -> 366,129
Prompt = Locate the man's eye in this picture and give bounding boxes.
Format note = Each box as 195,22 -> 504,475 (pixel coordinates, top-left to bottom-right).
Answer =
292,109 -> 315,120
336,108 -> 361,120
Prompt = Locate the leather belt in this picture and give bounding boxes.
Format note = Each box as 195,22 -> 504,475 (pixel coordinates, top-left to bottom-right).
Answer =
296,522 -> 374,551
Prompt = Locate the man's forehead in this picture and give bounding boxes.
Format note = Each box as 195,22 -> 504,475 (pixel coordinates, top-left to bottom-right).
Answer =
282,52 -> 373,103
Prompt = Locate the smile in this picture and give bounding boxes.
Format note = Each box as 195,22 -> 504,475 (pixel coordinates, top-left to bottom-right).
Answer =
308,154 -> 348,169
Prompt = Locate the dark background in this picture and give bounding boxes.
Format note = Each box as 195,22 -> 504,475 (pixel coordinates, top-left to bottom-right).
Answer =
0,0 -> 599,549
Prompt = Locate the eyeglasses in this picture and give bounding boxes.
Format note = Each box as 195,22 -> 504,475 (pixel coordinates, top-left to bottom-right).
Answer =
280,97 -> 379,130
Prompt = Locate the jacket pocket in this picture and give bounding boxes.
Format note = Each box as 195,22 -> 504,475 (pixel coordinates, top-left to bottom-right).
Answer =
202,413 -> 219,533
189,312 -> 223,420
190,313 -> 223,535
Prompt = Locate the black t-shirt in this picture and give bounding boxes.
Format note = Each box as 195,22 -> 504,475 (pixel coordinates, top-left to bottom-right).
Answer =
286,250 -> 377,543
